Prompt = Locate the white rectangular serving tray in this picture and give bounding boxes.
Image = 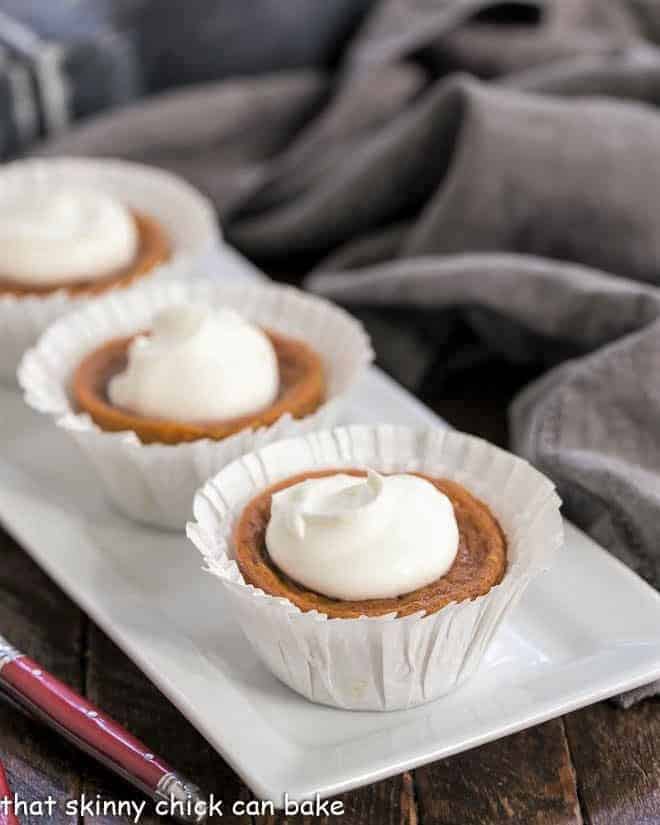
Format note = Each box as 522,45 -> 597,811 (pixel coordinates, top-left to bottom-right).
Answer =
1,247 -> 660,805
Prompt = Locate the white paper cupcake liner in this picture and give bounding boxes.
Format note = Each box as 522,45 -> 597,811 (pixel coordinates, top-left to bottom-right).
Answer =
0,157 -> 220,383
188,425 -> 563,711
18,279 -> 373,530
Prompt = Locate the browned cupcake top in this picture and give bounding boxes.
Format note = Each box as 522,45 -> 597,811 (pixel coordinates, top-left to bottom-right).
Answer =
0,211 -> 170,297
72,328 -> 325,444
234,469 -> 507,618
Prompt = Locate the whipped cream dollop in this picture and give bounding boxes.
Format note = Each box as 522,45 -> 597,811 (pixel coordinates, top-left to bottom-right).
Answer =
108,304 -> 279,421
0,188 -> 138,285
266,470 -> 459,601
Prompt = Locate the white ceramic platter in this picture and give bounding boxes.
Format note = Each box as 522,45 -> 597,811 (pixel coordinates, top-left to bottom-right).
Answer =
1,248 -> 659,805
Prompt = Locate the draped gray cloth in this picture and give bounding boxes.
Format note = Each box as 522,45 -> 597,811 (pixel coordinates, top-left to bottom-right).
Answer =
39,0 -> 660,702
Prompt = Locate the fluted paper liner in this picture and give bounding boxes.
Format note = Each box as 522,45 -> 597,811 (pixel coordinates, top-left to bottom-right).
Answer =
19,280 -> 373,529
188,426 -> 563,711
0,157 -> 220,382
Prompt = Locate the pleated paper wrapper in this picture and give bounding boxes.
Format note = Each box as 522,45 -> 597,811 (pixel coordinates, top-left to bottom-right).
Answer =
18,279 -> 373,530
188,425 -> 563,711
0,157 -> 220,382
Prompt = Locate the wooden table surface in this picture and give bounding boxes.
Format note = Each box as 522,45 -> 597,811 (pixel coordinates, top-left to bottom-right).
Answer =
1,355 -> 659,825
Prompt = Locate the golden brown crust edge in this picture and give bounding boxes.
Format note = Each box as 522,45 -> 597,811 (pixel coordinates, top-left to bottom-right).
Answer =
72,329 -> 325,444
233,468 -> 508,618
0,211 -> 171,298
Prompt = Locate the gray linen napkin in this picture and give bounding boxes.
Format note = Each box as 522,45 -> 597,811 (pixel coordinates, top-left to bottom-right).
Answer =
39,0 -> 660,703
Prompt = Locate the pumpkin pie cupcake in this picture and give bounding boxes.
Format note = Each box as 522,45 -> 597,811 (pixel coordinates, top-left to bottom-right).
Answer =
188,425 -> 563,711
233,469 -> 507,619
71,305 -> 325,445
0,157 -> 219,383
19,279 -> 372,530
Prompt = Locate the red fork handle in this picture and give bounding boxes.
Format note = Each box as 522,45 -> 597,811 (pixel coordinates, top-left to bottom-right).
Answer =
0,654 -> 205,823
0,760 -> 19,825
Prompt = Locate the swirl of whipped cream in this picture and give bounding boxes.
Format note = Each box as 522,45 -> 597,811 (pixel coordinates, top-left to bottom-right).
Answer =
0,188 -> 138,285
266,470 -> 459,601
108,304 -> 279,421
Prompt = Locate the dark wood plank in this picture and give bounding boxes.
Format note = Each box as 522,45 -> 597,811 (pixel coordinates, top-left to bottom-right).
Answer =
565,700 -> 660,825
81,624 -> 251,824
261,770 -> 417,825
414,719 -> 582,825
421,356 -> 541,449
0,532 -> 84,825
